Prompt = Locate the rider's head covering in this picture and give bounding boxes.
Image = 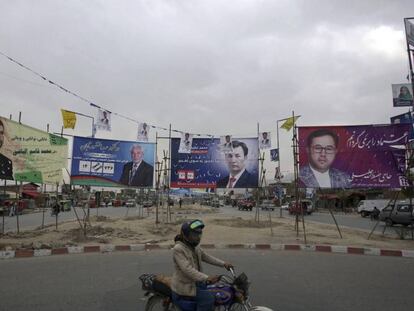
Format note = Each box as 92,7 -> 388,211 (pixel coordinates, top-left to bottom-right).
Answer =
179,219 -> 205,247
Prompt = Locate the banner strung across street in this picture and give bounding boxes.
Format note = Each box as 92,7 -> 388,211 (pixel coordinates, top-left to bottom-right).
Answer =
0,116 -> 68,183
298,124 -> 410,189
71,136 -> 155,187
391,83 -> 413,107
170,137 -> 259,188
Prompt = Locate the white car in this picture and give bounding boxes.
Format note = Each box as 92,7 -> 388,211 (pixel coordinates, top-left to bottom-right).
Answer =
281,204 -> 289,210
125,199 -> 136,208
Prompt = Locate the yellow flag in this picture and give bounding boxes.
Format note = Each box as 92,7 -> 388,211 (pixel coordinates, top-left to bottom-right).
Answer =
280,116 -> 300,131
61,109 -> 76,129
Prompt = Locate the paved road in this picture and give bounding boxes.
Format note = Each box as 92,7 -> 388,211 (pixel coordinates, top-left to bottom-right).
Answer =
0,250 -> 413,311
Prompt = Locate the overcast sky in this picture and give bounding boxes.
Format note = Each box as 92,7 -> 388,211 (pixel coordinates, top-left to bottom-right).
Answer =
1,0 -> 414,179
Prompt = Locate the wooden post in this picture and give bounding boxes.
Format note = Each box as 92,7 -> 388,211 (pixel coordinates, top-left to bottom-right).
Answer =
255,122 -> 260,222
15,180 -> 20,233
55,182 -> 59,230
155,131 -> 159,224
292,111 -> 307,244
1,179 -> 5,235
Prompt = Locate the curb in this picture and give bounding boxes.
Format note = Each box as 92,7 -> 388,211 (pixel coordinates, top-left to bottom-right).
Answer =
1,243 -> 414,260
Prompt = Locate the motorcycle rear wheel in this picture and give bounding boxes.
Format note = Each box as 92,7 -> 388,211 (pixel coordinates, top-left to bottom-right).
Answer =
145,295 -> 181,311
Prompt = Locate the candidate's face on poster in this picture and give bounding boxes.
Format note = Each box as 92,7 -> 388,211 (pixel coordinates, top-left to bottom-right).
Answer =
131,146 -> 144,163
225,146 -> 246,175
308,135 -> 337,173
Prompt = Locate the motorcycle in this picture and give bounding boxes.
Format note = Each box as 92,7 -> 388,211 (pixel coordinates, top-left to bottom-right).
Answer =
139,268 -> 273,311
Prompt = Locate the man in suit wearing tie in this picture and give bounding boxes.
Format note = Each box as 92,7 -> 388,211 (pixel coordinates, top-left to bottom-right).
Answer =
0,119 -> 13,180
216,140 -> 258,188
119,144 -> 154,187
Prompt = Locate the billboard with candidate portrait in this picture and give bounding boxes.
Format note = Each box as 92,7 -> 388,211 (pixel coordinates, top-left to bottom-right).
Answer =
71,136 -> 155,187
392,84 -> 413,107
0,116 -> 68,184
298,124 -> 410,189
170,137 -> 259,188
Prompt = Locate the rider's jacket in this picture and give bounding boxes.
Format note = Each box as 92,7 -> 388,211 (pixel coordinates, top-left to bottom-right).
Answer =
172,240 -> 225,296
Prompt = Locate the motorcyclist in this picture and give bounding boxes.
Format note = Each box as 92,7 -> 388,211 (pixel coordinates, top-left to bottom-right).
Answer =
171,219 -> 233,311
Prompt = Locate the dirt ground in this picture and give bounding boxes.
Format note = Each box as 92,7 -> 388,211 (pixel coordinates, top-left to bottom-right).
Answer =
1,205 -> 413,251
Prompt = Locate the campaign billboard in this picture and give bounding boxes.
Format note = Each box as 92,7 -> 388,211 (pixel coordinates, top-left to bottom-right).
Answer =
298,124 -> 410,189
71,136 -> 155,187
392,83 -> 413,107
0,116 -> 68,183
170,137 -> 259,188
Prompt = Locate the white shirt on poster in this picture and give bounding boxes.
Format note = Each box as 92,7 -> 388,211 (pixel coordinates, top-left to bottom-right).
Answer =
310,166 -> 331,188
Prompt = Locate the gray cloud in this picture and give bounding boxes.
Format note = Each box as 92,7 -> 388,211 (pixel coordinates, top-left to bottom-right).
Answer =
1,0 -> 413,177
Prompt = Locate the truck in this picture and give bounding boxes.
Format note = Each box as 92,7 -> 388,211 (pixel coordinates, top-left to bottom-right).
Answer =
357,199 -> 390,217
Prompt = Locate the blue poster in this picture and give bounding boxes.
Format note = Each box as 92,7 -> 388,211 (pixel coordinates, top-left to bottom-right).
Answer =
71,136 -> 155,187
390,111 -> 414,139
170,137 -> 259,188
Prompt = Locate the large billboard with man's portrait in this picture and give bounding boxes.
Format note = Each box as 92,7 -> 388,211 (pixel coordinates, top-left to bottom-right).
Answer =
71,136 -> 155,187
0,116 -> 68,184
170,137 -> 259,188
298,124 -> 410,189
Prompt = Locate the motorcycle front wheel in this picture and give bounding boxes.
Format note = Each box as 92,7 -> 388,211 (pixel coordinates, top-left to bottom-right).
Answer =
145,295 -> 181,311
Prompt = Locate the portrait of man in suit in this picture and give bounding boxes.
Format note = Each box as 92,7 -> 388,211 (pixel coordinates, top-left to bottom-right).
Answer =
178,132 -> 192,153
216,140 -> 257,188
299,128 -> 350,189
119,144 -> 153,187
220,134 -> 233,153
137,122 -> 149,142
259,132 -> 271,149
0,120 -> 13,180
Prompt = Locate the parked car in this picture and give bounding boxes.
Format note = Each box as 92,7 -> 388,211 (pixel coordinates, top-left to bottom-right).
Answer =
142,200 -> 153,208
260,199 -> 275,211
125,199 -> 136,208
280,204 -> 289,210
379,203 -> 414,226
238,198 -> 255,211
288,200 -> 313,215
